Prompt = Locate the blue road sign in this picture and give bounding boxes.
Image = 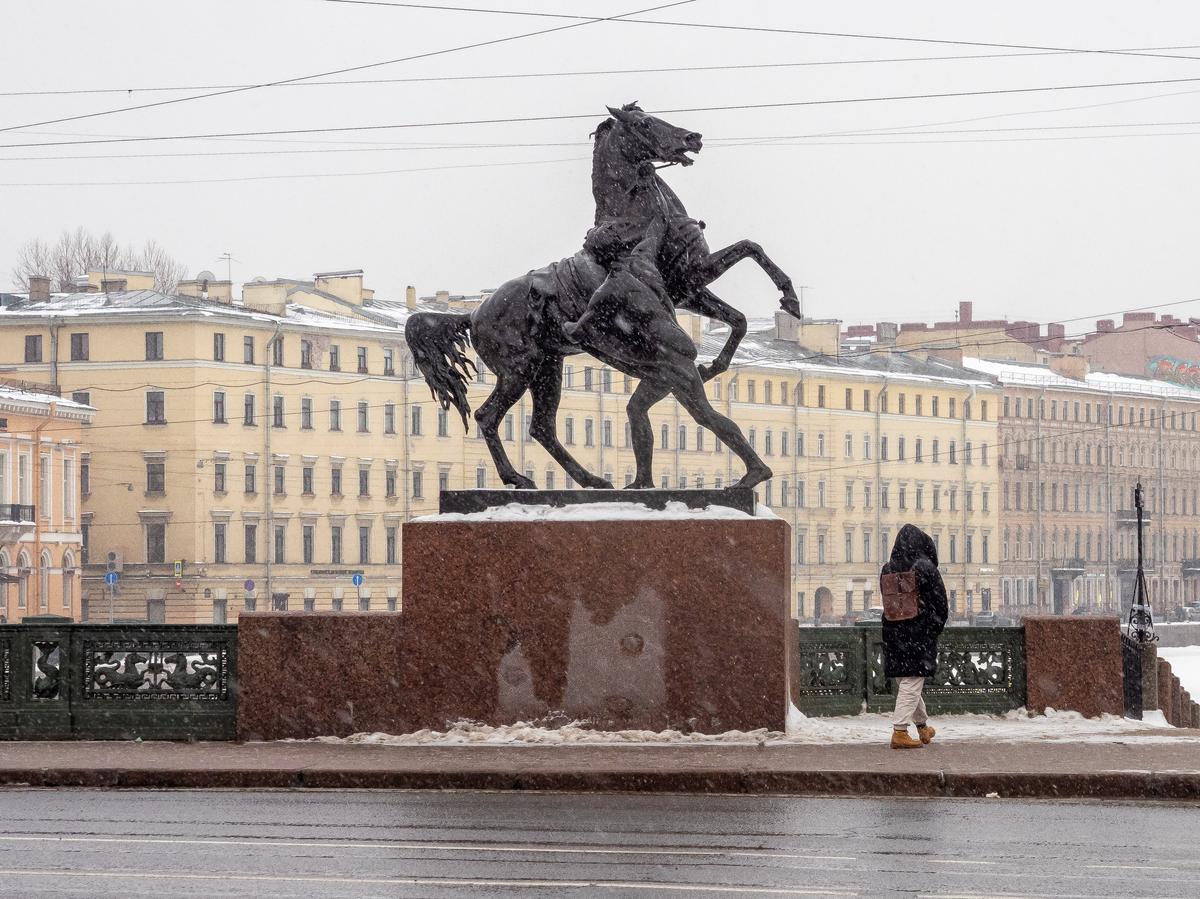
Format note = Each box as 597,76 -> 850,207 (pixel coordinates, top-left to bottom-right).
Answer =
244,579 -> 255,592
104,571 -> 118,586
351,573 -> 364,587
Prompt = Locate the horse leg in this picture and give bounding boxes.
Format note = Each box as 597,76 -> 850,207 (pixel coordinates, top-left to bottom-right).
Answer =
669,366 -> 772,491
681,286 -> 745,382
474,371 -> 535,489
529,356 -> 613,488
625,378 -> 670,488
689,240 -> 800,318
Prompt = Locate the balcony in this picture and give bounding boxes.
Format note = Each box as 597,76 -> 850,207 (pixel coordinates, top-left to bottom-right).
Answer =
1116,509 -> 1152,528
0,504 -> 35,523
1050,558 -> 1086,576
1183,559 -> 1200,577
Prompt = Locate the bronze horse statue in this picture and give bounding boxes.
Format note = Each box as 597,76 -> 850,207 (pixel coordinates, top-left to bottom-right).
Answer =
406,103 -> 800,491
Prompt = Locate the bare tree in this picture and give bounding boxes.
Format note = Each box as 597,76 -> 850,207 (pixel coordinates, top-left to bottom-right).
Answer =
10,228 -> 187,294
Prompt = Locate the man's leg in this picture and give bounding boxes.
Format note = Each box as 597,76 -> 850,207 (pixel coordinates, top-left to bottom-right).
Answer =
892,677 -> 923,729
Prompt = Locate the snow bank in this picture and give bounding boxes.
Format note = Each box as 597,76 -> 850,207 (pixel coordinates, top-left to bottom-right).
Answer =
1159,645 -> 1200,698
415,500 -> 774,523
308,707 -> 1193,747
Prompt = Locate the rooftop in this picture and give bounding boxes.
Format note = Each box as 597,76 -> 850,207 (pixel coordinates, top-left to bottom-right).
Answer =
962,356 -> 1200,401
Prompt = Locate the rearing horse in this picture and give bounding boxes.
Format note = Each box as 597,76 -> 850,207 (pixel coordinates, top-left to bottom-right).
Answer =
406,103 -> 800,491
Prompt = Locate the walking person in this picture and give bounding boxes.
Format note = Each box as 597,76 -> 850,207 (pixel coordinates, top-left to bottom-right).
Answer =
880,524 -> 948,749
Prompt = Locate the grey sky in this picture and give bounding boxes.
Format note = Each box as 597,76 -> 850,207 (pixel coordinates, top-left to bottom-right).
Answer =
3,0 -> 1199,330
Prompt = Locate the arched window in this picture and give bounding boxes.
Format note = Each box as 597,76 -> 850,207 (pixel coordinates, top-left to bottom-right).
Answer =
16,551 -> 30,609
39,551 -> 51,611
61,551 -> 75,612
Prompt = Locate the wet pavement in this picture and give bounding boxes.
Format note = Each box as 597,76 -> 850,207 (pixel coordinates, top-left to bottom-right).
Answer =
0,788 -> 1195,897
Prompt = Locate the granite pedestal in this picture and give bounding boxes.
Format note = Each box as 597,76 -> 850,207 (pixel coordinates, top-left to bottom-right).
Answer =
1024,615 -> 1124,718
399,513 -> 790,733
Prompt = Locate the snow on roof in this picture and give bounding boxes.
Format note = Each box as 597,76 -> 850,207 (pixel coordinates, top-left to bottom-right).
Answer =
962,357 -> 1200,401
700,328 -> 997,388
0,384 -> 94,418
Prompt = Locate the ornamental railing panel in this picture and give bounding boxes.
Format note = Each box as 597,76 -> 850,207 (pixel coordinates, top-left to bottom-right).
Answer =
793,626 -> 864,716
0,620 -> 237,740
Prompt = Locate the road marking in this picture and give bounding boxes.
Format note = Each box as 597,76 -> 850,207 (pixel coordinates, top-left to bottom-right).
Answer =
0,868 -> 857,895
930,860 -> 1000,865
0,833 -> 852,862
1085,864 -> 1164,870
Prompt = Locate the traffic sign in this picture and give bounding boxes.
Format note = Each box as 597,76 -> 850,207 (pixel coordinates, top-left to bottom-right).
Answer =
244,579 -> 255,592
351,573 -> 364,587
104,571 -> 118,586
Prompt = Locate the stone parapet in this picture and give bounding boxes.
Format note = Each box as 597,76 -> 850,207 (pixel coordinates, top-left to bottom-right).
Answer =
1023,616 -> 1124,717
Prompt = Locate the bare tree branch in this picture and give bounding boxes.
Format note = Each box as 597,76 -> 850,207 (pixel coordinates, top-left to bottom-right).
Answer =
10,228 -> 187,294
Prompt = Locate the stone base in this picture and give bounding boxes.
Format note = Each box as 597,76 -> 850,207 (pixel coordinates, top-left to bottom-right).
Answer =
1023,616 -> 1124,718
439,487 -> 755,516
399,515 -> 790,732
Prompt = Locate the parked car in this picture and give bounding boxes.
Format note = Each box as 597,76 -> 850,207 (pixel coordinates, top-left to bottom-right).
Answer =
972,611 -> 1012,627
858,607 -> 884,623
1184,604 -> 1200,622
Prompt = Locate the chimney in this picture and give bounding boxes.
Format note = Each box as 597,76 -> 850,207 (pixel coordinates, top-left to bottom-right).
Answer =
405,285 -> 417,311
875,321 -> 898,345
313,270 -> 365,305
28,276 -> 51,301
1048,323 -> 1066,339
242,280 -> 289,316
435,290 -> 450,307
1048,354 -> 1089,381
958,301 -> 973,324
101,278 -> 127,294
1096,319 -> 1115,333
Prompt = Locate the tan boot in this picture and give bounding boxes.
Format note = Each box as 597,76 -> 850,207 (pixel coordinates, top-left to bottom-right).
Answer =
891,728 -> 923,749
916,724 -> 936,745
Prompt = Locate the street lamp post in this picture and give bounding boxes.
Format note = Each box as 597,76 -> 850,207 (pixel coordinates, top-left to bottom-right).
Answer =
1127,481 -> 1157,644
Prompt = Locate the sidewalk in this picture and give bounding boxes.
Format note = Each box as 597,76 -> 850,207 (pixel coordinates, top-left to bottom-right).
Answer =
2,733 -> 1199,799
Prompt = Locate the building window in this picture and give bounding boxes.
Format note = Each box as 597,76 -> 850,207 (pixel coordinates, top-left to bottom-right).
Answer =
80,458 -> 90,496
274,526 -> 286,563
271,337 -> 284,367
385,403 -> 396,435
437,407 -> 448,437
411,405 -> 425,436
302,466 -> 314,494
386,468 -> 397,497
244,524 -> 257,563
331,526 -> 343,564
331,467 -> 343,496
244,462 -> 257,494
70,333 -> 89,361
359,467 -> 370,497
243,336 -> 254,364
359,526 -> 371,564
146,522 -> 166,564
476,465 -> 486,488
273,465 -> 285,495
357,346 -> 368,373
145,391 -> 166,424
817,385 -> 826,408
384,348 -> 395,376
329,345 -> 340,371
412,470 -> 423,499
300,340 -> 313,369
272,395 -> 285,428
300,397 -> 313,430
565,417 -> 575,445
214,523 -> 227,563
213,391 -> 226,423
303,525 -> 315,564
213,332 -> 225,361
145,331 -> 164,361
24,335 -> 42,363
357,402 -> 370,433
329,399 -> 342,431
214,462 -> 226,493
146,460 -> 165,494
386,526 -> 397,565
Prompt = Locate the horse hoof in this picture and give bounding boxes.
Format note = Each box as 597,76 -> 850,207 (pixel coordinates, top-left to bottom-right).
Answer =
732,466 -> 772,491
510,476 -> 537,490
583,477 -> 613,489
698,363 -> 721,382
780,296 -> 802,320
624,480 -> 653,490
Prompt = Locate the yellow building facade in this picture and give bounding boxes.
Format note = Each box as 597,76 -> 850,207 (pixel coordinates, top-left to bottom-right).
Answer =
2,271 -> 1000,622
0,382 -> 93,622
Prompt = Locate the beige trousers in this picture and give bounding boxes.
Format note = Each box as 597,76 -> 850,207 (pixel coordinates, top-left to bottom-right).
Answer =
892,676 -> 928,729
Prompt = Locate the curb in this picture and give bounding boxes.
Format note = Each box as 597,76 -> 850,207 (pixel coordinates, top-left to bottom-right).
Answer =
2,767 -> 1197,799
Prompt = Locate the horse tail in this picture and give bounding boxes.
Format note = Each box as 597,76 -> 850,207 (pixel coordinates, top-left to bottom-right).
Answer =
405,312 -> 475,431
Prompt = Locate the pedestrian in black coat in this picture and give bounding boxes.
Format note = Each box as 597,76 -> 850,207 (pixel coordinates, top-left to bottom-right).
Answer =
880,523 -> 949,748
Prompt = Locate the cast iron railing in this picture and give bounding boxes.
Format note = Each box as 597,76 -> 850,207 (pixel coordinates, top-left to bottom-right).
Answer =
1120,633 -> 1143,720
0,618 -> 237,740
0,504 -> 35,523
794,625 -> 1026,716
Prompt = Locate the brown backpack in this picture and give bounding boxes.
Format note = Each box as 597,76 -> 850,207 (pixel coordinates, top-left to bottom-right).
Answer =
881,570 -> 920,621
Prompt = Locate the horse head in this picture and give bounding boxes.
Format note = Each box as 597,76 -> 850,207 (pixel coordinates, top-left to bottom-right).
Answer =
600,102 -> 703,167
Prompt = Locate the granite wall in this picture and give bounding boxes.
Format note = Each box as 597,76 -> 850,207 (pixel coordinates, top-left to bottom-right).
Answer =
1023,616 -> 1124,718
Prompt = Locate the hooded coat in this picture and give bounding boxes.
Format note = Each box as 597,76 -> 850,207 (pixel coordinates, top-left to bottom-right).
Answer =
880,524 -> 949,678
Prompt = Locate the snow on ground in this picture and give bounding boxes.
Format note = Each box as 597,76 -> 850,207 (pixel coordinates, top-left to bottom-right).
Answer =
311,708 -> 1194,748
1159,645 -> 1200,698
414,500 -> 776,523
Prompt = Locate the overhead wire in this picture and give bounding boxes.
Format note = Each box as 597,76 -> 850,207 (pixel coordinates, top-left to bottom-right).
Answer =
7,74 -> 1200,154
0,0 -> 696,135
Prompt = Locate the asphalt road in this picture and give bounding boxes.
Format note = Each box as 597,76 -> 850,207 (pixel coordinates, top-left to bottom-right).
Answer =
0,789 -> 1195,898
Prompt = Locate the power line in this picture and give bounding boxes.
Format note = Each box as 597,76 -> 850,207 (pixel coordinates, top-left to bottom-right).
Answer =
318,1 -> 1200,64
7,75 -> 1200,151
7,45 -> 1200,99
0,1 -> 695,135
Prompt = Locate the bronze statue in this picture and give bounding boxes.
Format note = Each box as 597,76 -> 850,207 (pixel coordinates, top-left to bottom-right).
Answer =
406,103 -> 799,491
